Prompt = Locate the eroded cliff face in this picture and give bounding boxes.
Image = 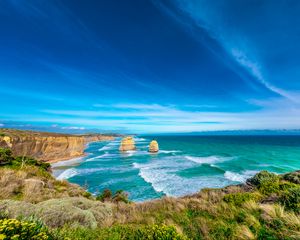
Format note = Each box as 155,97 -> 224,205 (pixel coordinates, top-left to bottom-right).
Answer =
0,129 -> 115,162
149,140 -> 159,153
119,136 -> 136,151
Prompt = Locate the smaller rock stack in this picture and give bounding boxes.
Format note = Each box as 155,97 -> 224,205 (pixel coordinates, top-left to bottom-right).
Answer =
149,140 -> 159,153
119,137 -> 136,151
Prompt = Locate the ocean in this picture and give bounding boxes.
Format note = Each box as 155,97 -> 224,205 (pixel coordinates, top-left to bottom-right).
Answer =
52,135 -> 300,202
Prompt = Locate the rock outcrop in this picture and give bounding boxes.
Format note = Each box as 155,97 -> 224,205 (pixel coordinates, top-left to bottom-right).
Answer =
0,129 -> 115,162
119,137 -> 136,151
149,140 -> 159,153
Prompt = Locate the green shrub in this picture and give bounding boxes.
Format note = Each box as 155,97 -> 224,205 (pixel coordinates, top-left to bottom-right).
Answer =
0,148 -> 13,165
0,148 -> 50,171
223,192 -> 260,206
279,181 -> 298,191
135,224 -> 186,240
0,218 -> 51,240
0,133 -> 5,137
257,225 -> 280,240
112,190 -> 130,203
54,224 -> 186,240
283,171 -> 300,184
96,189 -> 130,203
82,191 -> 92,198
248,171 -> 280,195
96,189 -> 112,202
210,222 -> 236,240
12,156 -> 50,171
279,187 -> 300,213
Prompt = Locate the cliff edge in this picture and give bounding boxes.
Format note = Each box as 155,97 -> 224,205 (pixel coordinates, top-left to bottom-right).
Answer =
0,129 -> 115,162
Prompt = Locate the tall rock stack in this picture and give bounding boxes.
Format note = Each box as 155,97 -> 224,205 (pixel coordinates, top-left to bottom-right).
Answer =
119,137 -> 136,151
149,140 -> 159,153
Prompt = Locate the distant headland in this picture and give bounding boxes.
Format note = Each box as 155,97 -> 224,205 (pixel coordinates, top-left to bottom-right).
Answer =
0,128 -> 117,163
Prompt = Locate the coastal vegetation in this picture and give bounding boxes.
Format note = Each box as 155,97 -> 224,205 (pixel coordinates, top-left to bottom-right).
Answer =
0,148 -> 91,203
96,189 -> 131,204
1,147 -> 300,239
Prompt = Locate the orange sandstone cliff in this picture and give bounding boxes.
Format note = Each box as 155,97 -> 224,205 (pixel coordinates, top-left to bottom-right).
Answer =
0,129 -> 115,162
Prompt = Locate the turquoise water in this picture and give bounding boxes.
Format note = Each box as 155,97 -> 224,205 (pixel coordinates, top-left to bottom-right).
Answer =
52,135 -> 300,202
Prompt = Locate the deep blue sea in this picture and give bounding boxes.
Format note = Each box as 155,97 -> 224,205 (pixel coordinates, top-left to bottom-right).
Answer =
52,135 -> 300,202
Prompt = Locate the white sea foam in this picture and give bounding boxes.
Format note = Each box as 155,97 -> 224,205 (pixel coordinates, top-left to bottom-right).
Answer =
122,150 -> 137,157
184,155 -> 232,164
133,162 -> 183,194
159,150 -> 181,154
51,157 -> 84,168
135,138 -> 146,141
107,141 -> 120,146
98,145 -> 111,151
224,171 -> 245,182
224,170 -> 258,183
57,165 -> 131,179
101,175 -> 137,187
133,158 -> 229,197
57,168 -> 78,180
85,152 -> 112,161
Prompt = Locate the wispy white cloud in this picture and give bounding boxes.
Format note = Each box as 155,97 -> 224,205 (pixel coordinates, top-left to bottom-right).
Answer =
156,0 -> 297,101
7,101 -> 293,132
93,103 -> 170,110
231,49 -> 294,100
10,109 -> 300,133
61,126 -> 85,130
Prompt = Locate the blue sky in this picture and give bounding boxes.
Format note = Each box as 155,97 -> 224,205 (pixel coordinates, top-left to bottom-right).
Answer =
0,0 -> 300,133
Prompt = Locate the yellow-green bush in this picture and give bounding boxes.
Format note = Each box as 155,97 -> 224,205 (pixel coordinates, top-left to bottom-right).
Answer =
136,225 -> 186,240
0,218 -> 50,240
279,187 -> 300,213
223,192 -> 261,206
283,171 -> 300,184
0,148 -> 50,171
248,171 -> 280,195
54,224 -> 186,240
96,189 -> 130,203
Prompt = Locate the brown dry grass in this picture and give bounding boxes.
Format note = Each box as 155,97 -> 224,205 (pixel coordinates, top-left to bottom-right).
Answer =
0,166 -> 89,203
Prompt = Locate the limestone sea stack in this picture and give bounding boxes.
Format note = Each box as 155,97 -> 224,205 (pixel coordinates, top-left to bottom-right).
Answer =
119,137 -> 136,151
149,140 -> 159,153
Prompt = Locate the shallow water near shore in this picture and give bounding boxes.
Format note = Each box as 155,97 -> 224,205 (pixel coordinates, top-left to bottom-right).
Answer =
52,135 -> 300,202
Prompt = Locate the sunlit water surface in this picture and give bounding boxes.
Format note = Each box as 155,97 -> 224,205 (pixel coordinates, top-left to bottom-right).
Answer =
52,135 -> 300,201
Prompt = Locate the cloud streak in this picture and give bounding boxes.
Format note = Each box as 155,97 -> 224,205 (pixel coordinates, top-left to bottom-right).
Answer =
156,0 -> 297,100
5,102 -> 295,133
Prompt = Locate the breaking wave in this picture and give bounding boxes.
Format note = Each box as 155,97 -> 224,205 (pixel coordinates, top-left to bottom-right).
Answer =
51,157 -> 84,168
57,168 -> 78,180
159,150 -> 181,154
224,170 -> 258,183
98,145 -> 111,151
184,155 -> 233,164
85,152 -> 113,161
133,159 -> 229,197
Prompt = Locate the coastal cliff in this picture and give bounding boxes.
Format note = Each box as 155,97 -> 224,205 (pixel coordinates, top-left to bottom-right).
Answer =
0,129 -> 115,162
